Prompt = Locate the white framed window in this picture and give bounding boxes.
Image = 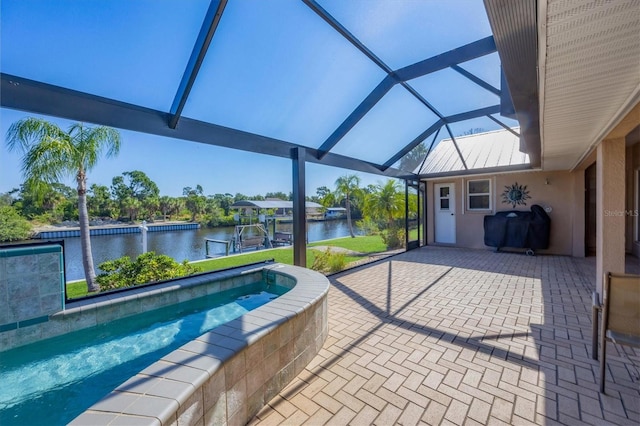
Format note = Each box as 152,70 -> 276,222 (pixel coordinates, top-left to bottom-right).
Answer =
467,179 -> 491,210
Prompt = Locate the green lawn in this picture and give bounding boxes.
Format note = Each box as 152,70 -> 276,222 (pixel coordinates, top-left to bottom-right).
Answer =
308,235 -> 386,253
66,235 -> 389,299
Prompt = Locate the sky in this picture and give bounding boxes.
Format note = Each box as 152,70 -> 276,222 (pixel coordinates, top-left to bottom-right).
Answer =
0,108 -> 385,198
0,0 -> 516,198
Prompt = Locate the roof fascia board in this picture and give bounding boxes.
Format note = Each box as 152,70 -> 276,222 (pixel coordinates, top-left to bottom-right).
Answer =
420,163 -> 534,179
537,0 -> 548,169
499,68 -> 516,118
169,0 -> 227,129
1,73 -> 411,178
483,0 -> 541,167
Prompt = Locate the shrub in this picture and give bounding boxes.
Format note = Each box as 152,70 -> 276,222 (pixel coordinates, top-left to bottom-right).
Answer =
0,206 -> 32,242
356,217 -> 380,235
311,248 -> 346,274
29,212 -> 57,225
381,226 -> 405,250
97,251 -> 201,291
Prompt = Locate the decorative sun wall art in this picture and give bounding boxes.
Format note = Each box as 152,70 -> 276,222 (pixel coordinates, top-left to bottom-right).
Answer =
501,182 -> 531,208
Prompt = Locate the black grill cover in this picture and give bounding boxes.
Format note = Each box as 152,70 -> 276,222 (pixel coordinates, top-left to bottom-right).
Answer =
483,205 -> 550,250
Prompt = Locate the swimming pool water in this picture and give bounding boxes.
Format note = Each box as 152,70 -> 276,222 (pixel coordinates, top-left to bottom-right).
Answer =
0,281 -> 289,425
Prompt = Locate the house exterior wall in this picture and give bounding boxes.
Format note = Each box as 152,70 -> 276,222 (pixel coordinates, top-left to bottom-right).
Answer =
425,169 -> 585,256
628,143 -> 640,257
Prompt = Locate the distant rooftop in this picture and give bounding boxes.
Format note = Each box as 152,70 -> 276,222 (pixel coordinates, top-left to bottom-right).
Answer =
231,200 -> 322,210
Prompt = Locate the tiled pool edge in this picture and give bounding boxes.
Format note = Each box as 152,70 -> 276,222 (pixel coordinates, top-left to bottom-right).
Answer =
1,263 -> 276,351
69,264 -> 329,426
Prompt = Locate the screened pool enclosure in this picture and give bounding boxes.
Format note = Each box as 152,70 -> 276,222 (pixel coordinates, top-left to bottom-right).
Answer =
1,0 -> 538,265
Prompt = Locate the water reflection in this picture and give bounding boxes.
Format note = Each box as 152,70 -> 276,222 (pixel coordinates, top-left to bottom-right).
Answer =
61,220 -> 361,280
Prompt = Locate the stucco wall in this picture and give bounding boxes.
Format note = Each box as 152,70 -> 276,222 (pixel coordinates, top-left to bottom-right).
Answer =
628,143 -> 640,257
425,170 -> 584,256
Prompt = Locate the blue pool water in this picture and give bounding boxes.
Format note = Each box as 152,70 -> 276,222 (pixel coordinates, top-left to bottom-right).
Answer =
0,282 -> 289,425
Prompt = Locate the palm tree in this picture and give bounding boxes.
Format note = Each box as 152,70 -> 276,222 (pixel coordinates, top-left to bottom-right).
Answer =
365,179 -> 404,229
7,118 -> 121,293
334,174 -> 362,238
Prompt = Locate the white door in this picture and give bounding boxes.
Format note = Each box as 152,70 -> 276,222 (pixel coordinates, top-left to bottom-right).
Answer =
435,183 -> 456,244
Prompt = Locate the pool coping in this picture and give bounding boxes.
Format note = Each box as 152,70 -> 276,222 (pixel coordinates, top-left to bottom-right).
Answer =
69,263 -> 329,425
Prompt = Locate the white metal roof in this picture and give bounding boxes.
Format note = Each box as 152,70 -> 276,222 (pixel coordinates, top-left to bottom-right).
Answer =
417,128 -> 529,176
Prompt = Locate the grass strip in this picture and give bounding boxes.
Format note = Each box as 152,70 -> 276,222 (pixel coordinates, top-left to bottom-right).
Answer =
66,236 -> 387,298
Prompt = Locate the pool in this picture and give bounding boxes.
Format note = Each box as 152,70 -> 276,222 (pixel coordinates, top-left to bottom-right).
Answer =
0,263 -> 329,426
0,282 -> 288,425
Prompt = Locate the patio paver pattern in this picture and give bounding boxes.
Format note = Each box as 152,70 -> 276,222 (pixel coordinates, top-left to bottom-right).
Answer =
250,247 -> 640,425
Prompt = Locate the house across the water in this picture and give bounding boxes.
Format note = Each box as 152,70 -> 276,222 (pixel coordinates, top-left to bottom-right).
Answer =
324,207 -> 347,220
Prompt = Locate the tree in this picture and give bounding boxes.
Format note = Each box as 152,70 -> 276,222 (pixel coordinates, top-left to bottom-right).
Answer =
6,118 -> 121,292
265,191 -> 289,200
110,171 -> 159,220
169,197 -> 184,218
364,179 -> 404,228
0,190 -> 17,207
363,179 -> 405,249
315,186 -> 335,208
213,193 -> 234,216
158,196 -> 173,220
203,196 -> 224,227
334,174 -> 362,238
183,185 -> 206,221
123,196 -> 141,222
234,193 -> 249,203
87,184 -> 114,218
0,205 -> 32,242
122,170 -> 159,201
399,141 -> 428,172
460,127 -> 485,136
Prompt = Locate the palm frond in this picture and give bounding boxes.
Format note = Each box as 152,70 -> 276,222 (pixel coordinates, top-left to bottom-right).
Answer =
22,137 -> 75,183
6,117 -> 68,153
70,124 -> 122,170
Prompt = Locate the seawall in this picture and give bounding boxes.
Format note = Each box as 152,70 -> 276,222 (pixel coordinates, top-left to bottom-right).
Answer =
34,223 -> 201,239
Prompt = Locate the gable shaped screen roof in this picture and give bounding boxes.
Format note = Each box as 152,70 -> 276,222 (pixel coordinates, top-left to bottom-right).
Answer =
0,0 -> 534,178
418,128 -> 530,177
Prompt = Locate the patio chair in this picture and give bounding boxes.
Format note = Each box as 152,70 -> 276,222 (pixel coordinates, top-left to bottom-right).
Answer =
592,272 -> 640,393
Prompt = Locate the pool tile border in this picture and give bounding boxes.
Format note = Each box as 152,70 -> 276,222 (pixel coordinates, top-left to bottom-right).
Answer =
1,264 -> 276,351
69,264 -> 329,426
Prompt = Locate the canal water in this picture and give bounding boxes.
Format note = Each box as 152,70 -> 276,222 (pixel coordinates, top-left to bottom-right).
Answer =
57,219 -> 361,281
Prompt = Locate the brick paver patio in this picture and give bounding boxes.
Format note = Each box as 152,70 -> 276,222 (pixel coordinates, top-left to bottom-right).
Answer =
250,247 -> 640,425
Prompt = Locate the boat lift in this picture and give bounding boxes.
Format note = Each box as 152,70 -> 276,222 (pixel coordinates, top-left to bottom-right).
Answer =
232,223 -> 272,253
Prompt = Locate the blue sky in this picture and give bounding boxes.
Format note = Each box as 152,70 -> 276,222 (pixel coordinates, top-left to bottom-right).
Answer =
0,108 -> 380,197
0,0 -> 516,198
